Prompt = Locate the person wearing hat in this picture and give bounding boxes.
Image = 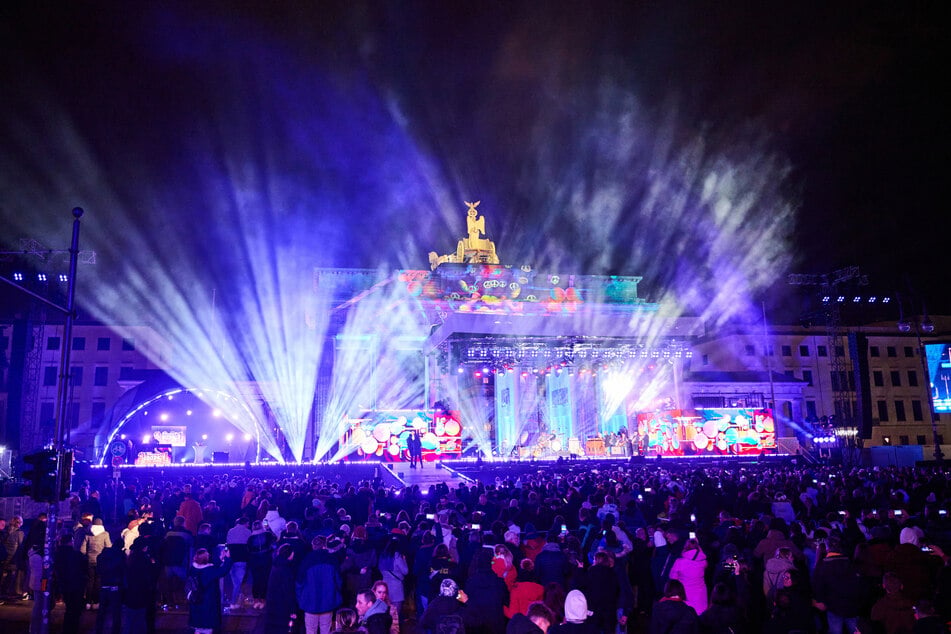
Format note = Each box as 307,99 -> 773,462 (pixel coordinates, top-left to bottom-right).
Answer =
550,589 -> 598,634
420,578 -> 468,633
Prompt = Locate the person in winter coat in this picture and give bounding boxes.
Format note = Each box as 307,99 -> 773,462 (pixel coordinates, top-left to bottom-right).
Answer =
53,534 -> 87,634
379,537 -> 409,630
762,569 -> 815,634
812,534 -> 868,634
464,549 -> 510,634
80,518 -> 113,608
95,542 -> 126,634
763,547 -> 797,606
649,579 -> 699,634
124,540 -> 160,634
186,547 -> 233,634
356,588 -> 393,634
669,538 -> 708,615
579,551 -> 620,634
297,536 -> 343,634
178,491 -> 203,536
342,525 -> 378,607
535,533 -> 572,588
870,572 -> 916,634
420,578 -> 468,634
263,544 -> 298,634
506,558 -> 545,619
698,582 -> 746,634
247,519 -> 276,610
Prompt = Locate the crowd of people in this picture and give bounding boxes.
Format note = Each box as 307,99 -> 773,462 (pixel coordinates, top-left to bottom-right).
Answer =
0,458 -> 949,634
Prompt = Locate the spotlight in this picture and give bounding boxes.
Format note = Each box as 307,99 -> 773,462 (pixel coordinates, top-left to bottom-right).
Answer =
836,296 -> 845,303
212,409 -> 221,417
58,274 -> 68,282
852,296 -> 861,303
120,434 -> 126,440
226,433 -> 234,442
202,434 -> 208,441
37,273 -> 47,282
142,434 -> 150,444
160,413 -> 169,421
13,272 -> 23,281
186,410 -> 193,416
821,296 -> 830,303
457,367 -> 464,374
244,433 -> 252,441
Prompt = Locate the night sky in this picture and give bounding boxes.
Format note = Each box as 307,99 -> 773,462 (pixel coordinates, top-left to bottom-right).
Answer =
1,2 -> 946,323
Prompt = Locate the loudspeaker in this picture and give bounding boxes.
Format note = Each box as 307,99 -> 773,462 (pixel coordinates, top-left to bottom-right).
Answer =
213,451 -> 229,463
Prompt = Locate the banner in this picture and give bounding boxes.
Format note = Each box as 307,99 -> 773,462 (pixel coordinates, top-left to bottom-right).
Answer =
495,371 -> 517,452
546,371 -> 573,440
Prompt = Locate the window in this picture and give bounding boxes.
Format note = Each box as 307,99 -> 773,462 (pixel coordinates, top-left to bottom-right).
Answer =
97,337 -> 111,351
72,337 -> 86,351
744,344 -> 755,356
766,345 -> 775,356
799,345 -> 810,357
831,371 -> 839,391
835,345 -> 845,358
817,345 -> 828,357
121,337 -> 135,351
938,434 -> 945,445
806,401 -> 818,419
912,400 -> 923,421
916,435 -> 927,445
781,345 -> 792,357
877,400 -> 889,422
43,366 -> 57,386
68,401 -> 80,429
873,370 -> 884,387
91,401 -> 106,425
119,366 -> 136,380
71,366 -> 83,387
890,371 -> 901,387
904,346 -> 914,358
908,370 -> 918,387
702,354 -> 709,366
94,366 -> 108,387
39,402 -> 55,430
47,336 -> 61,350
886,346 -> 897,358
899,435 -> 909,446
803,370 -> 814,386
784,370 -> 795,379
894,400 -> 906,422
870,346 -> 880,357
0,335 -> 8,350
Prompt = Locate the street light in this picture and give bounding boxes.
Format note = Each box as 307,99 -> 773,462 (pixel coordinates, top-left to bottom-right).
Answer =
898,303 -> 944,462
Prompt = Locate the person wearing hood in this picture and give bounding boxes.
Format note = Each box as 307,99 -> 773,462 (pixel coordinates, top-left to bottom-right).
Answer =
550,589 -> 598,634
752,523 -> 801,566
884,526 -> 941,602
356,587 -> 393,634
186,547 -> 232,634
80,517 -> 113,609
178,490 -> 203,536
264,509 -> 287,540
763,547 -> 797,605
669,538 -> 708,614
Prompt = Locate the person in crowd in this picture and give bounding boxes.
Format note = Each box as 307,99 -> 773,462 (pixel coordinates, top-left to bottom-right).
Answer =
248,518 -> 276,610
80,517 -> 113,610
186,547 -> 232,634
649,579 -> 699,634
178,488 -> 204,535
698,582 -> 746,634
812,533 -> 868,634
123,539 -> 160,634
95,542 -> 126,634
910,599 -> 944,634
543,582 -> 568,627
506,558 -> 545,619
379,536 -> 409,631
225,516 -> 252,610
870,572 -> 916,634
493,543 -> 518,592
159,515 -> 193,608
263,544 -> 298,634
297,535 -> 343,634
535,531 -> 572,588
762,568 -> 814,634
342,525 -> 378,607
884,526 -> 942,603
420,577 -> 468,634
24,514 -> 47,632
670,537 -> 708,615
507,600 -> 557,634
763,547 -> 797,606
331,608 -> 361,633
579,550 -> 620,634
550,589 -> 598,634
464,549 -> 510,634
355,587 -> 393,634
371,580 -> 399,634
53,533 -> 87,634
1,515 -> 25,599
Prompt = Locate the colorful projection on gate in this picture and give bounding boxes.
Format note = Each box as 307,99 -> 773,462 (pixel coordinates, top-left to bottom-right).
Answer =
343,409 -> 462,461
924,342 -> 951,413
635,408 -> 776,456
397,265 -> 647,315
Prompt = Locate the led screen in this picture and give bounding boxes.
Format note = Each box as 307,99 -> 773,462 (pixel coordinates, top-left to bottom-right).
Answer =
924,342 -> 951,413
635,408 -> 776,456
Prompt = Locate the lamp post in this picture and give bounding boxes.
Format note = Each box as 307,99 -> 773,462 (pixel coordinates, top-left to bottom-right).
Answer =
898,305 -> 944,463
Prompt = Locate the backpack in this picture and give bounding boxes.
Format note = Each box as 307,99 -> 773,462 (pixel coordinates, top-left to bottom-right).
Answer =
185,573 -> 204,605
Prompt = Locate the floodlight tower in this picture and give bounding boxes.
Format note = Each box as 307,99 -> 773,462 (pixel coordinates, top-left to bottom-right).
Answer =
898,301 -> 944,463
